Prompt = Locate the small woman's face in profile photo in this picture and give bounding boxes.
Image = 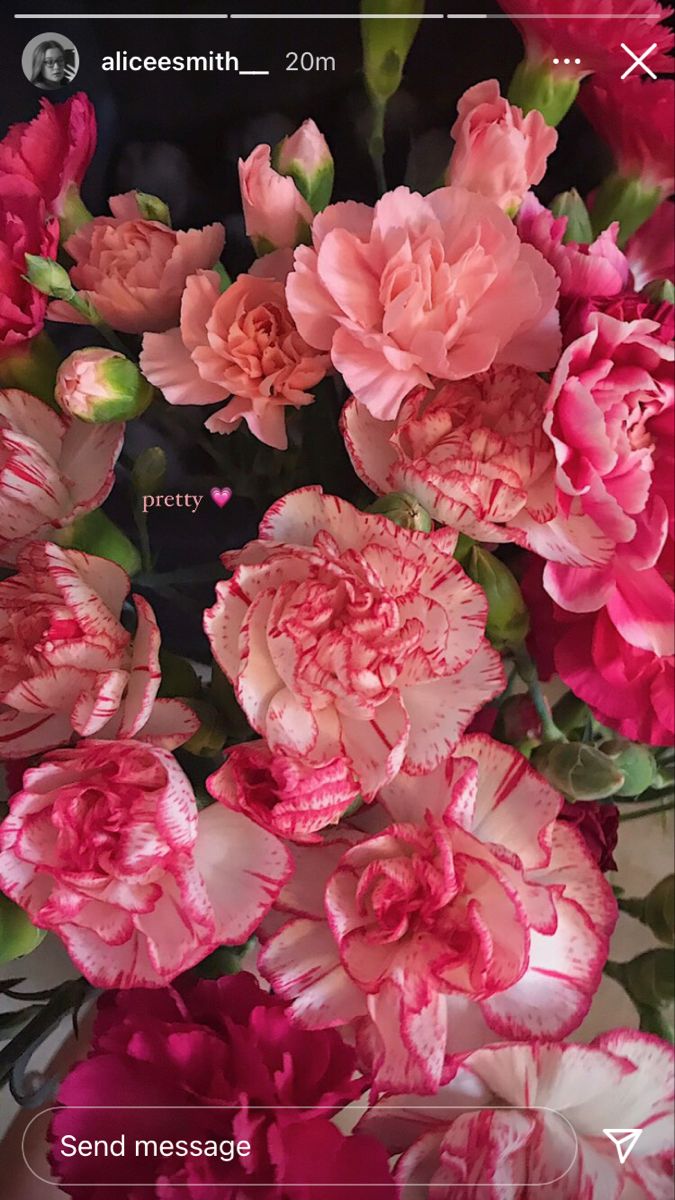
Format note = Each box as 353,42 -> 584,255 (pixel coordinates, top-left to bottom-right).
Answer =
33,41 -> 66,88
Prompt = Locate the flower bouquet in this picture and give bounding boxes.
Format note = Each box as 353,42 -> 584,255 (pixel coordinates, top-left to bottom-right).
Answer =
0,2 -> 673,1197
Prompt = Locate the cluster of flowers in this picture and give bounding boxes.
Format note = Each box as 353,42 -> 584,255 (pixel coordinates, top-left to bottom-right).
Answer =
0,1 -> 673,1197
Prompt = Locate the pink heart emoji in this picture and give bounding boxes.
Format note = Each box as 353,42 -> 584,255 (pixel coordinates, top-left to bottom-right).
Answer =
210,486 -> 232,509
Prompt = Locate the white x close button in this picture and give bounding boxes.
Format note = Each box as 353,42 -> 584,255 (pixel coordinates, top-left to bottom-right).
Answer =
620,42 -> 658,79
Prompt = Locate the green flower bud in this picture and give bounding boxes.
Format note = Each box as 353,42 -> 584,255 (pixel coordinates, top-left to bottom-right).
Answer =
0,892 -> 45,963
550,189 -> 593,245
23,254 -> 74,301
531,740 -> 625,801
274,119 -> 335,215
55,508 -> 141,577
606,949 -> 675,1010
194,940 -> 254,979
464,546 -> 529,651
55,348 -> 154,424
132,446 -> 167,497
621,876 -> 675,946
157,648 -> 201,700
135,191 -> 172,226
600,738 -> 656,798
368,491 -> 432,532
361,0 -> 424,104
551,691 -> 591,738
182,699 -> 228,757
642,278 -> 675,305
590,173 -> 663,247
59,182 -> 93,243
507,61 -> 579,128
0,332 -> 60,407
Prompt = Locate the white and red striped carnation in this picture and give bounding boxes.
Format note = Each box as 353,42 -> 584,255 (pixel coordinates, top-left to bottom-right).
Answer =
362,1032 -> 674,1199
0,740 -> 292,987
204,488 -> 504,797
342,366 -> 555,543
0,542 -> 197,757
207,739 -> 360,844
258,734 -> 617,1095
0,387 -> 122,565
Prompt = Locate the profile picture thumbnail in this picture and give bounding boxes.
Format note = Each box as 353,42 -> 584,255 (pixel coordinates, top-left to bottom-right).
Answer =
21,32 -> 79,91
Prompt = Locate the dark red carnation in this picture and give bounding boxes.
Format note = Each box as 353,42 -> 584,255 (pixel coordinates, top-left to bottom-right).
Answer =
559,799 -> 619,872
49,972 -> 396,1200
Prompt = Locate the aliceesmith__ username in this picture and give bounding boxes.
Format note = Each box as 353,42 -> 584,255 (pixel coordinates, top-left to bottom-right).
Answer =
102,51 -> 241,71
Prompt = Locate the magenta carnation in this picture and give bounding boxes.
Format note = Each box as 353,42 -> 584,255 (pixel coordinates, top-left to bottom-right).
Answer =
49,972 -> 396,1198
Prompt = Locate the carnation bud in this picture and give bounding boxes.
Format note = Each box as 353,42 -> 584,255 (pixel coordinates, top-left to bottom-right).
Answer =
56,508 -> 141,577
531,740 -> 625,801
360,0 -> 424,104
135,191 -> 172,226
507,62 -> 579,128
182,699 -> 228,757
274,119 -> 335,214
0,332 -> 60,407
590,174 -> 663,247
464,546 -> 529,651
642,278 -> 675,305
494,695 -> 542,746
368,490 -> 432,532
605,949 -> 675,1010
600,738 -> 656,798
551,691 -> 591,738
0,891 -> 45,963
157,649 -> 201,700
550,189 -> 593,245
131,446 -> 167,496
55,348 -> 154,423
23,254 -> 74,301
621,876 -> 675,946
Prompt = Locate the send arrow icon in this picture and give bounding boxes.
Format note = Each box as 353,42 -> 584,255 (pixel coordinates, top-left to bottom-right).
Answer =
603,1129 -> 643,1164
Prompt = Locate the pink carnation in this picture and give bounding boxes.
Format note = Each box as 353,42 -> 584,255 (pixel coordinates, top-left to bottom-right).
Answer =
50,973 -> 395,1198
0,743 -> 291,987
496,0 -> 674,78
207,740 -> 360,844
552,561 -> 675,746
446,80 -> 557,213
625,200 -> 675,289
204,488 -> 504,797
49,193 -> 225,334
286,185 -> 561,420
258,734 -> 616,1094
581,77 -> 675,194
523,311 -> 674,569
342,366 -> 556,543
0,541 -> 197,757
239,142 -> 314,252
0,93 -> 96,218
141,261 -> 329,450
517,192 -> 630,300
363,1032 -> 674,1199
0,387 -> 122,564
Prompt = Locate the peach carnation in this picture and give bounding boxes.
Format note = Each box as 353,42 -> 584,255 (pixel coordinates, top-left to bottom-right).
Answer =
141,262 -> 330,450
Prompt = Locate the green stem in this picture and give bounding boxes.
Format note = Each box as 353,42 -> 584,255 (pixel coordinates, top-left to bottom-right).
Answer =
368,96 -> 387,194
68,294 -> 136,359
512,643 -> 564,743
133,503 -> 153,574
619,800 -> 675,822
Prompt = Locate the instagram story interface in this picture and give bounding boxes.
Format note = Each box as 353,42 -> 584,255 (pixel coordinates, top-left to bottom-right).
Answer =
0,2 -> 673,1198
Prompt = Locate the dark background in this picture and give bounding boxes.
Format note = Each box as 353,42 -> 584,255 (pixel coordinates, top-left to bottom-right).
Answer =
2,1 -> 615,658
